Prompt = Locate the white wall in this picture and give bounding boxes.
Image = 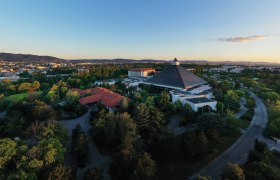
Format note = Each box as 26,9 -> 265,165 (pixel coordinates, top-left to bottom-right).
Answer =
185,101 -> 217,112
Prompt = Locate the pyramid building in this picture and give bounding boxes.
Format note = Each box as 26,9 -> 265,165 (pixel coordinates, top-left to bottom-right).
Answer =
145,58 -> 206,90
143,58 -> 217,112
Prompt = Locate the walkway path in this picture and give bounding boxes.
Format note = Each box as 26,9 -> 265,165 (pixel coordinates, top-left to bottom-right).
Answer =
60,111 -> 111,180
192,92 -> 270,179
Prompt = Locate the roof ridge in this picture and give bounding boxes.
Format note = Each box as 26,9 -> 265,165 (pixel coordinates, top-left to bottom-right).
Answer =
178,66 -> 206,88
174,65 -> 187,89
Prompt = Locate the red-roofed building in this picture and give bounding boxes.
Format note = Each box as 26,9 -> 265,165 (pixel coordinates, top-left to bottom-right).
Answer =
72,87 -> 126,110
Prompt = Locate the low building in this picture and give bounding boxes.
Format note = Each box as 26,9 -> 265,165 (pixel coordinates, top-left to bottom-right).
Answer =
185,97 -> 217,112
122,77 -> 148,87
72,87 -> 126,111
94,79 -> 116,86
128,68 -> 155,77
170,87 -> 216,112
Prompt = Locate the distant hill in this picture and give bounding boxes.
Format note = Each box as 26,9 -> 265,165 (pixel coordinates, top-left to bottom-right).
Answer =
69,58 -> 167,63
0,52 -> 279,66
0,52 -> 64,62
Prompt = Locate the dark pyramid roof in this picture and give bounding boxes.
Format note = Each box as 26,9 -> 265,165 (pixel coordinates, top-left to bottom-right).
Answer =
146,65 -> 206,89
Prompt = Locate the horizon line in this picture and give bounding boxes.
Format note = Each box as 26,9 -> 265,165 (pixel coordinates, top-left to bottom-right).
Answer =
1,52 -> 279,64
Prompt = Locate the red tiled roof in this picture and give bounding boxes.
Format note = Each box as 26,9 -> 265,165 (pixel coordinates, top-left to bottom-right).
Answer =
72,87 -> 125,108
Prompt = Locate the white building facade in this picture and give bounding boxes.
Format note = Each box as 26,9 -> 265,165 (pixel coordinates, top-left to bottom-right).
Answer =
128,68 -> 155,77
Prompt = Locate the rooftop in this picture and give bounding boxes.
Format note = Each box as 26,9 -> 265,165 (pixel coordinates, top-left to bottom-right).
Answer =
186,97 -> 216,104
146,58 -> 206,89
72,87 -> 125,108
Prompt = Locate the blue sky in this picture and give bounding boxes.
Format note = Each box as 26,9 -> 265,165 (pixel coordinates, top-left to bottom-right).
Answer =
0,0 -> 280,62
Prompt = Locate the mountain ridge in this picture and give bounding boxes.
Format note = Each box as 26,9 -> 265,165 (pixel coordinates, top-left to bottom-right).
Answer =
0,52 -> 279,66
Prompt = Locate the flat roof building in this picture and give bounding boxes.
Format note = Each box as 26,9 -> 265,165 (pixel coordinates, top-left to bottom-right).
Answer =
128,68 -> 155,77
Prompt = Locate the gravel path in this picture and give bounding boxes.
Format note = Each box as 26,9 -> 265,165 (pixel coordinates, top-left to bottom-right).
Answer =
60,111 -> 111,180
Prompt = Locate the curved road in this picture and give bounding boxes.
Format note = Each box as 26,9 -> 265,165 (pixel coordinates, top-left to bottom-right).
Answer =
192,92 -> 269,179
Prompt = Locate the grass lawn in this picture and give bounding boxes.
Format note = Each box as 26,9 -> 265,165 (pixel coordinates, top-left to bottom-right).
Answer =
156,130 -> 241,180
2,91 -> 42,103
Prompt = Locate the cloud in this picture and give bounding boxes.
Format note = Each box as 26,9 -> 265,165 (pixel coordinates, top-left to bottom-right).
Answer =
218,35 -> 268,43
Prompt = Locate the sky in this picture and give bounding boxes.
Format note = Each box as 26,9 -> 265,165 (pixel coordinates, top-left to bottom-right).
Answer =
0,0 -> 280,62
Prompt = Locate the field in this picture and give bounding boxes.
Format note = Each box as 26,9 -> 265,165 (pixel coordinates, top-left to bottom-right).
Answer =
2,91 -> 42,103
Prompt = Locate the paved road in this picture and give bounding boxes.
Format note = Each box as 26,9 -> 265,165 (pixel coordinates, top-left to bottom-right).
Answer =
60,111 -> 112,180
192,92 -> 270,179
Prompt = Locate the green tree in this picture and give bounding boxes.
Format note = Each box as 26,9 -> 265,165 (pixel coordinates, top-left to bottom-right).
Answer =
217,102 -> 225,115
254,139 -> 268,154
247,150 -> 263,163
213,88 -> 224,101
266,92 -> 279,104
18,82 -> 32,92
182,104 -> 195,122
132,152 -> 156,180
0,138 -> 17,169
32,103 -> 57,121
133,103 -> 150,130
234,81 -> 241,89
119,98 -> 129,112
245,161 -> 280,180
158,91 -> 170,110
266,117 -> 280,138
145,96 -> 155,107
65,90 -> 80,105
224,90 -> 240,112
110,133 -> 138,180
72,125 -> 89,167
37,138 -> 65,165
31,81 -> 40,91
83,167 -> 103,180
133,92 -> 142,102
7,170 -> 37,180
221,163 -> 245,180
174,100 -> 183,111
48,164 -> 74,180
